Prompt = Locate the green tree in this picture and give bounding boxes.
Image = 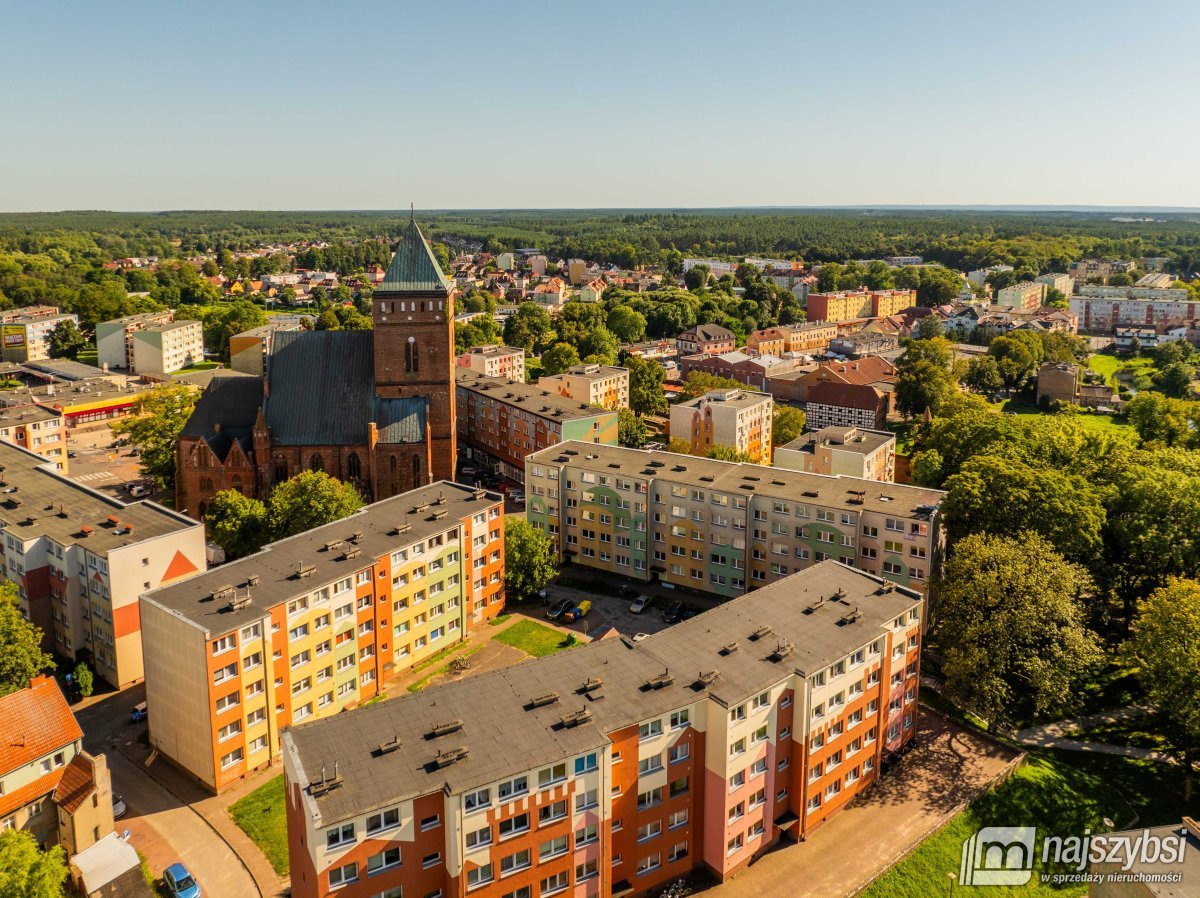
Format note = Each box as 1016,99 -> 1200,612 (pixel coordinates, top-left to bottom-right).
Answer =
606,306 -> 647,343
899,336 -> 954,371
205,490 -> 270,559
679,371 -> 750,400
201,299 -> 268,361
707,445 -> 756,462
863,260 -> 895,290
895,360 -> 955,419
772,406 -> 806,445
73,662 -> 94,698
932,532 -> 1103,728
617,407 -> 649,448
1044,286 -> 1068,308
0,583 -> 52,697
961,356 -> 1004,395
910,449 -> 944,487
47,319 -> 87,360
0,830 -> 68,898
683,265 -> 710,291
503,302 -> 554,352
314,308 -> 341,331
578,328 -> 619,364
988,335 -> 1038,390
667,436 -> 694,455
624,354 -> 667,416
1125,579 -> 1200,799
912,316 -> 945,340
540,343 -> 581,376
266,471 -> 364,540
1156,361 -> 1195,399
111,384 -> 198,490
454,316 -> 502,355
1126,392 -> 1200,448
504,518 -> 558,602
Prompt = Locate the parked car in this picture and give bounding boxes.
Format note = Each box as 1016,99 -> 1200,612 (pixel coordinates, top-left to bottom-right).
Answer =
631,632 -> 650,643
130,701 -> 147,723
112,795 -> 127,819
562,600 -> 592,623
663,600 -> 684,624
546,599 -> 572,621
617,584 -> 638,598
629,595 -> 653,614
163,863 -> 201,898
129,484 -> 150,498
509,491 -> 525,503
680,605 -> 700,621
66,450 -> 77,459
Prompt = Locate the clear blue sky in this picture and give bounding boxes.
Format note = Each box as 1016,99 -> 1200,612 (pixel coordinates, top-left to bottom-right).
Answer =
4,0 -> 1197,212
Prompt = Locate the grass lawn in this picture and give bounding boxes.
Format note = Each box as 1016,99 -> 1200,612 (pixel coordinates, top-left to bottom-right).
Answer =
228,775 -> 288,876
175,361 -> 222,373
1068,713 -> 1171,752
524,357 -> 544,383
992,398 -> 1130,435
492,620 -> 579,658
489,613 -> 512,626
861,747 -> 1197,898
1086,351 -> 1121,385
77,347 -> 98,366
407,644 -> 485,692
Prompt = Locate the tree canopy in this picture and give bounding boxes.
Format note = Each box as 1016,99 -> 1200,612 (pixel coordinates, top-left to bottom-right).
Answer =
504,519 -> 558,603
0,583 -> 52,697
110,384 -> 198,489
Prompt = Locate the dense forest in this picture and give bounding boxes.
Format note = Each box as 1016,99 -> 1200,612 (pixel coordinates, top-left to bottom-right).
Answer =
4,208 -> 1200,273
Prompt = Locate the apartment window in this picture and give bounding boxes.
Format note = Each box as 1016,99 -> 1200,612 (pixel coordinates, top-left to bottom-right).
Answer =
213,662 -> 237,684
638,753 -> 663,775
637,853 -> 662,876
220,748 -> 243,769
329,862 -> 358,888
574,789 -> 598,812
639,719 -> 663,740
422,853 -> 441,869
727,834 -> 744,856
668,809 -> 688,829
668,743 -> 689,764
751,690 -> 770,710
497,776 -> 528,799
636,788 -> 661,810
539,800 -> 567,823
467,864 -> 494,888
497,813 -> 529,839
217,720 -> 242,742
540,871 -> 569,896
537,762 -> 566,788
730,703 -> 747,722
574,823 -> 599,846
420,814 -> 440,831
499,849 -> 531,875
464,788 -> 490,812
366,848 -> 401,876
212,634 -> 236,655
670,776 -> 689,798
730,737 -> 747,756
215,692 -> 240,713
366,808 -> 399,834
752,724 -> 768,743
466,826 -> 492,849
326,823 -> 356,849
637,821 -> 662,842
574,752 -> 598,775
670,708 -> 690,729
575,860 -> 598,881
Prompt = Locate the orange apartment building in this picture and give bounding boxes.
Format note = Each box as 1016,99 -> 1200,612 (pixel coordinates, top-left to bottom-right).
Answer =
746,322 -> 839,355
140,481 -> 505,792
281,561 -> 924,898
805,290 -> 917,324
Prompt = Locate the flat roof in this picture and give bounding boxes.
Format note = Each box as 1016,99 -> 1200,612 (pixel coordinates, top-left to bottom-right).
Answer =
0,402 -> 61,424
781,426 -> 895,456
672,389 -> 771,411
13,378 -> 157,407
456,372 -> 614,421
143,481 -> 502,634
284,560 -> 921,825
0,442 -> 198,548
140,320 -> 201,334
21,360 -> 108,382
529,441 -> 943,519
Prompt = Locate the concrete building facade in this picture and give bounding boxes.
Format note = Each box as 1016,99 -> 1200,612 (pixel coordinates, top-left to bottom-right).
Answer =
996,281 -> 1049,310
805,290 -> 916,324
140,481 -> 505,792
131,319 -> 205,377
669,389 -> 773,464
281,561 -> 924,898
538,364 -> 630,410
525,441 -> 943,598
96,311 -> 176,372
774,426 -> 896,482
456,345 -> 527,382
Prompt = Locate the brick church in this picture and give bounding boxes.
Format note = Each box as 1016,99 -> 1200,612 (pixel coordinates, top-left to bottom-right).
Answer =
175,218 -> 458,520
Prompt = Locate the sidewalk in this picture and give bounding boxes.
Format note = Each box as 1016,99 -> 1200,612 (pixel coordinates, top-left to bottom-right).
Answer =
1013,705 -> 1174,763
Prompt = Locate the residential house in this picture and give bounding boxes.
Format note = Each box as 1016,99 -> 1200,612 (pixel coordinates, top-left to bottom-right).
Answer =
676,324 -> 736,357
804,382 -> 889,431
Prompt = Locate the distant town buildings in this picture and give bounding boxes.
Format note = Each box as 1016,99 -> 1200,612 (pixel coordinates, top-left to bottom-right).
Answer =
995,281 -> 1049,310
1069,292 -> 1200,332
1033,272 -> 1074,296
676,323 -> 736,357
747,322 -> 838,355
0,309 -> 80,363
669,388 -> 773,463
1069,258 -> 1135,285
538,363 -> 629,410
526,441 -> 943,595
966,265 -> 1012,288
456,372 -> 619,482
680,350 -> 808,392
141,481 -> 504,792
96,311 -> 177,372
281,561 -> 924,898
775,426 -> 896,482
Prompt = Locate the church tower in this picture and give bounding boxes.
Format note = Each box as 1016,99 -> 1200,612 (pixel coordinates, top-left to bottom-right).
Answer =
373,216 -> 457,483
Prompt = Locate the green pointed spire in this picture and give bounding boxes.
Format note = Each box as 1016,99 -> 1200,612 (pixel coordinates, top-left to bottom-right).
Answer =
378,217 -> 453,294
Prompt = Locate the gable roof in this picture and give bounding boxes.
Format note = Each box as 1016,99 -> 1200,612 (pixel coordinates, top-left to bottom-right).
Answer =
681,323 -> 735,342
807,380 -> 885,410
378,218 -> 453,294
181,375 -> 263,462
0,677 -> 81,777
265,330 -> 374,445
52,752 -> 97,814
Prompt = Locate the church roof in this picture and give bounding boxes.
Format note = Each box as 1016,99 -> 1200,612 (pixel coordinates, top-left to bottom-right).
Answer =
266,330 -> 374,445
379,218 -> 453,294
373,396 -> 427,444
181,374 -> 263,462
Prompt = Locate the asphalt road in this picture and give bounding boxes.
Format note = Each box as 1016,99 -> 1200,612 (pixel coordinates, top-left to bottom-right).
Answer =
77,687 -> 260,898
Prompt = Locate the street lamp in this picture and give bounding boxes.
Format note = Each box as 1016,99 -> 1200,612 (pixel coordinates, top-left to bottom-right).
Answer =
947,871 -> 957,896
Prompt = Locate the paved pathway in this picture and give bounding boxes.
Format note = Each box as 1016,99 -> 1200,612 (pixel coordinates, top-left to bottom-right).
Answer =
1013,705 -> 1174,763
704,711 -> 1022,898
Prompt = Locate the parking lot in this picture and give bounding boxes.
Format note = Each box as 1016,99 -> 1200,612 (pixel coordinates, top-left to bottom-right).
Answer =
66,421 -> 161,502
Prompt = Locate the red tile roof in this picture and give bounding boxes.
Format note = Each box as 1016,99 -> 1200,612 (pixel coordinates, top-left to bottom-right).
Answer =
52,753 -> 97,815
806,381 -> 885,411
0,677 -> 82,777
0,768 -> 63,818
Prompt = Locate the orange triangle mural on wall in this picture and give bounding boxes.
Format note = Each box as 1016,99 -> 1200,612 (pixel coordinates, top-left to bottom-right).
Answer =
162,550 -> 199,584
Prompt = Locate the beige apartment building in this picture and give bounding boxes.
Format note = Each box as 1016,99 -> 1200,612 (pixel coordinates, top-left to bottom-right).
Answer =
1034,272 -> 1074,297
0,441 -> 206,689
539,363 -> 630,410
1,311 -> 80,363
669,388 -> 773,463
282,561 -> 924,898
140,481 -> 505,792
747,322 -> 839,356
95,311 -> 176,372
0,403 -> 68,472
805,290 -> 916,324
774,426 -> 896,482
526,441 -> 943,599
131,319 -> 205,376
995,281 -> 1048,310
456,345 -> 527,382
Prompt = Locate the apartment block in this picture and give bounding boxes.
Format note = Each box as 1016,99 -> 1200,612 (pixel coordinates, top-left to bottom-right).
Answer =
95,311 -> 176,372
0,676 -> 115,858
995,281 -> 1048,310
1,311 -> 81,363
539,364 -> 629,410
525,442 -> 943,599
805,290 -> 916,324
1033,273 -> 1074,296
456,345 -> 527,382
1069,294 -> 1200,332
676,324 -> 736,357
229,318 -> 307,376
746,322 -> 838,356
456,372 -> 618,483
131,319 -> 204,377
1069,259 -> 1134,285
669,389 -> 773,464
679,352 -> 806,393
774,426 -> 896,482
281,561 -> 924,898
140,481 -> 505,792
0,403 -> 68,472
0,441 -> 205,689
966,265 -> 1012,288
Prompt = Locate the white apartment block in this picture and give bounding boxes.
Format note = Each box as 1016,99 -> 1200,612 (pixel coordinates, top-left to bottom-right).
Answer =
131,320 -> 204,376
456,345 -> 527,382
95,311 -> 176,372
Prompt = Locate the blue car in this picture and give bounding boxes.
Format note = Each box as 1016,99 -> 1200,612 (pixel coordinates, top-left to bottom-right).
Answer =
163,863 -> 201,898
130,702 -> 147,723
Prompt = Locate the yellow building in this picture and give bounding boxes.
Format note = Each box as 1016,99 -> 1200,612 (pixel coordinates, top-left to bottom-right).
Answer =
538,363 -> 629,409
